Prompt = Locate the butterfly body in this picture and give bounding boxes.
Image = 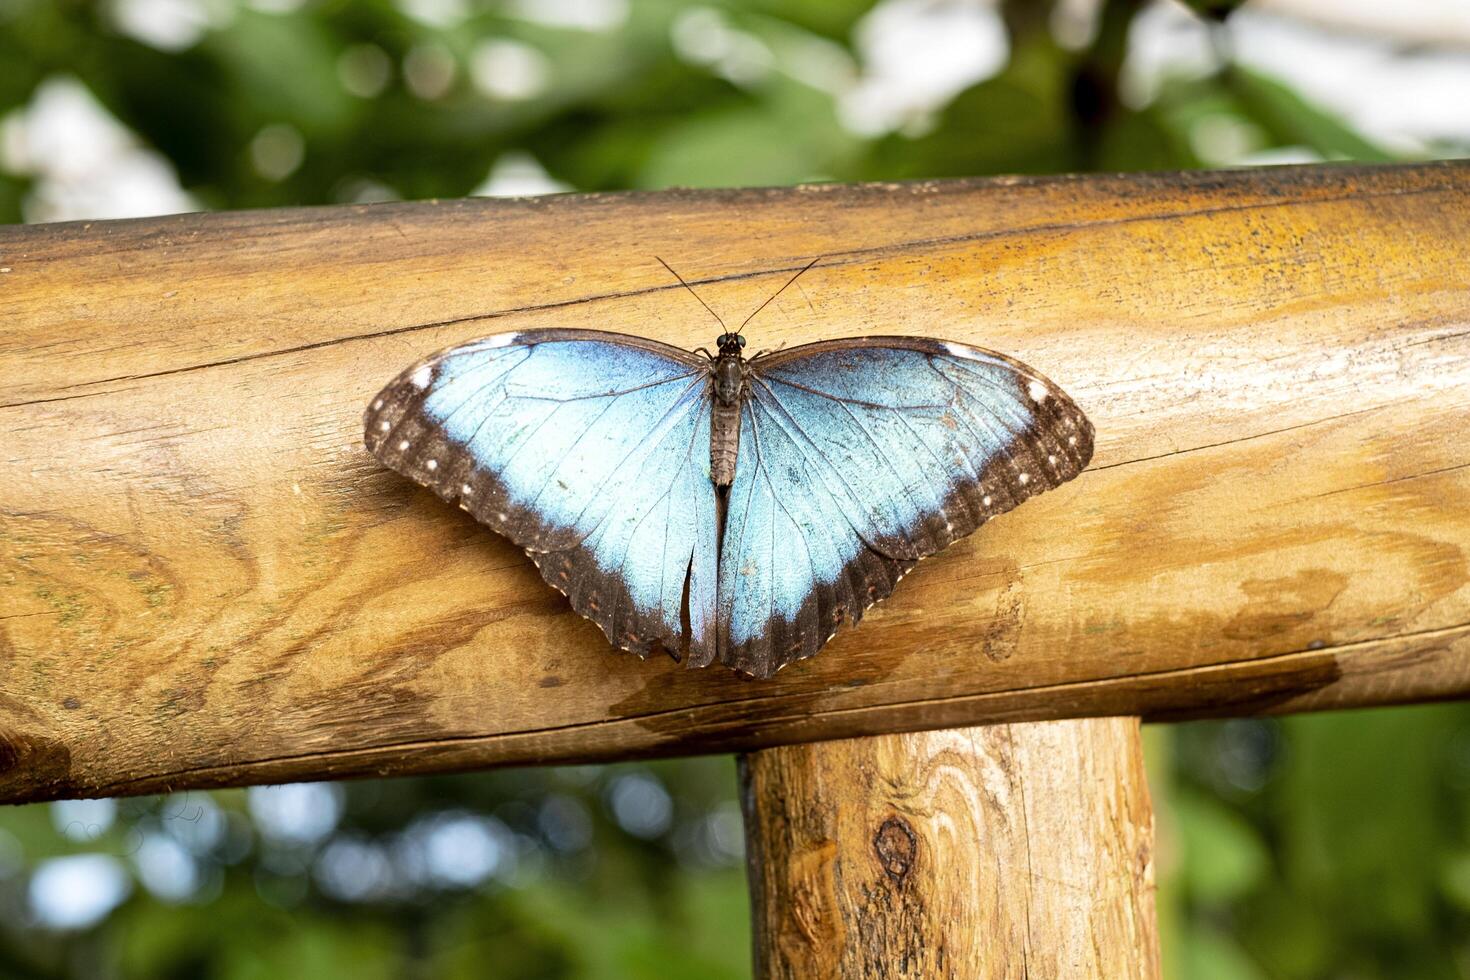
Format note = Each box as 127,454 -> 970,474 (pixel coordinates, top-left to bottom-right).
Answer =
366,327 -> 1093,678
710,332 -> 747,486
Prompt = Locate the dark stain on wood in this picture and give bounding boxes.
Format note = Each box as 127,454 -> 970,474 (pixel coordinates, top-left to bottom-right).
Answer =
1143,651 -> 1344,721
0,728 -> 73,799
982,570 -> 1026,663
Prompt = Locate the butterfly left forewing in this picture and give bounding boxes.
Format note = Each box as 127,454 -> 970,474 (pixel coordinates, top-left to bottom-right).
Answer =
365,329 -> 721,666
718,336 -> 1093,677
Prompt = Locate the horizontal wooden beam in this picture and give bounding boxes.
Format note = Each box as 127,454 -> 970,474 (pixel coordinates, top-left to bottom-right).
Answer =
1,162 -> 1467,805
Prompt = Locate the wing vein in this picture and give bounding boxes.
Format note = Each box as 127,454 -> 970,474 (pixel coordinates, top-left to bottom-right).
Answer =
760,372 -> 949,411
779,377 -> 930,549
509,372 -> 701,404
755,407 -> 820,659
544,377 -> 708,552
748,379 -> 882,551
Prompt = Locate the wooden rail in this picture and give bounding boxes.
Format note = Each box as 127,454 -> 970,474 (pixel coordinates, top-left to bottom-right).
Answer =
1,162 -> 1467,805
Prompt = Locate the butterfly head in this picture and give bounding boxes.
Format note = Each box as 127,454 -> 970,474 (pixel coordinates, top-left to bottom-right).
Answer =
716,333 -> 747,355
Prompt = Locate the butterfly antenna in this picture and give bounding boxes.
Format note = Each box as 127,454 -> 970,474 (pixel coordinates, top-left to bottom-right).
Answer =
656,257 -> 726,331
737,257 -> 820,336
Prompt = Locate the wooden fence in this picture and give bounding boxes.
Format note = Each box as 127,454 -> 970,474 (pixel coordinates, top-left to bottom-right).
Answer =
2,161 -> 1467,976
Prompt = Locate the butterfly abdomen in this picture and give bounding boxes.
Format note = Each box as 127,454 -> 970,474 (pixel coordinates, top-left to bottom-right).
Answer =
710,402 -> 741,485
710,355 -> 744,486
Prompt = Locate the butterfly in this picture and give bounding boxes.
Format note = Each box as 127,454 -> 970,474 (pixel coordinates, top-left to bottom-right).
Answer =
364,261 -> 1094,678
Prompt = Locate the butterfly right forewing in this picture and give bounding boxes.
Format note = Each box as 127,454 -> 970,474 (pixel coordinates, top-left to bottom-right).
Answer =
717,336 -> 1093,677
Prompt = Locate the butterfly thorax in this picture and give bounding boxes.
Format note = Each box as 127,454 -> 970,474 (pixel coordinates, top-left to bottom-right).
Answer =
710,345 -> 745,487
714,351 -> 743,404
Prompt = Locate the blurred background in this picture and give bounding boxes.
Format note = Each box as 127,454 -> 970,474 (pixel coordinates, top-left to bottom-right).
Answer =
2,0 -> 1469,977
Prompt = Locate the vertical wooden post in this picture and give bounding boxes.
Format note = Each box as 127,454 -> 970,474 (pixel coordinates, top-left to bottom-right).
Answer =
739,717 -> 1159,979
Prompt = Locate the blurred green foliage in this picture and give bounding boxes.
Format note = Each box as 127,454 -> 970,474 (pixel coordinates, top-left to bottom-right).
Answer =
0,0 -> 1420,222
0,0 -> 1465,977
0,760 -> 754,979
1158,708 -> 1470,980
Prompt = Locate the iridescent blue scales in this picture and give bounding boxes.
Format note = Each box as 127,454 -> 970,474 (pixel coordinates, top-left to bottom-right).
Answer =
364,329 -> 1093,678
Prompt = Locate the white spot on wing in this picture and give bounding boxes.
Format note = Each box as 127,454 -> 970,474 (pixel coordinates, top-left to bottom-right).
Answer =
411,366 -> 432,389
983,495 -> 992,507
372,399 -> 383,411
1018,472 -> 1030,485
397,439 -> 410,451
378,420 -> 391,432
940,341 -> 971,358
1027,380 -> 1048,402
1068,435 -> 1077,446
484,332 -> 519,349
426,459 -> 438,471
461,484 -> 473,496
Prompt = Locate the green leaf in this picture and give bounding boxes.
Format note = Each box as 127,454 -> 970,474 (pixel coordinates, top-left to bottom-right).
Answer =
1182,926 -> 1268,980
201,8 -> 355,135
1174,790 -> 1269,904
637,82 -> 853,189
1095,106 -> 1203,171
1438,850 -> 1470,914
218,919 -> 402,980
1277,707 -> 1459,940
863,33 -> 1074,179
1226,65 -> 1396,162
742,0 -> 873,41
1236,889 -> 1334,980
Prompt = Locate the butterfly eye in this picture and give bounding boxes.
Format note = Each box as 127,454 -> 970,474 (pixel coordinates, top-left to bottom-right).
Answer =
737,335 -> 747,348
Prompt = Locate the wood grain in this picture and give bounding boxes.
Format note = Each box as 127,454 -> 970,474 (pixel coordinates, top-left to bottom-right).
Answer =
1,162 -> 1468,804
740,718 -> 1159,979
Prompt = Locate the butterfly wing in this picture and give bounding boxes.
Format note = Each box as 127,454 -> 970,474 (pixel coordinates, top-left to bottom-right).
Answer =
364,329 -> 720,666
719,336 -> 1094,677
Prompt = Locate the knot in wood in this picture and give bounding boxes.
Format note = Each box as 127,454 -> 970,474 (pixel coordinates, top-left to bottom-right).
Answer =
873,815 -> 917,884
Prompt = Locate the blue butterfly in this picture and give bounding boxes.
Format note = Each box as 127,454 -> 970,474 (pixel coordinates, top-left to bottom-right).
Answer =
365,266 -> 1093,678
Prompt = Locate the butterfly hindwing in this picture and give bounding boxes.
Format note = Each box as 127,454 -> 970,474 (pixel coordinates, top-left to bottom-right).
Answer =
364,329 -> 720,666
719,337 -> 1094,677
